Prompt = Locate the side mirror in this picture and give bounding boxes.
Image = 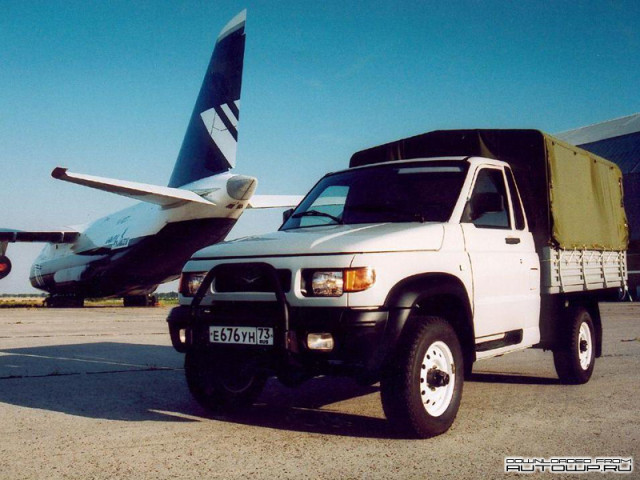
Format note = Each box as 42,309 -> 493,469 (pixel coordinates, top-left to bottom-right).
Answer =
282,208 -> 294,224
470,192 -> 503,220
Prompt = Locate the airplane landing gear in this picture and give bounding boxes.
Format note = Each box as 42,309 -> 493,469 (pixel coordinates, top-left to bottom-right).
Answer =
123,294 -> 158,307
44,295 -> 84,308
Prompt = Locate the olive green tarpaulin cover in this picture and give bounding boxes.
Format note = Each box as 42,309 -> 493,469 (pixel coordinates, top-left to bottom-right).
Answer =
350,129 -> 628,251
546,137 -> 628,250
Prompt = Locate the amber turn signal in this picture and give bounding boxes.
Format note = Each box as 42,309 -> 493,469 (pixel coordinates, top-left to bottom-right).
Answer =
344,267 -> 376,292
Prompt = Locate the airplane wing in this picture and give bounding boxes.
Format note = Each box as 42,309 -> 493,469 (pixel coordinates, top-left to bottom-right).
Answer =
0,228 -> 80,243
51,167 -> 215,208
0,228 -> 80,279
247,195 -> 303,209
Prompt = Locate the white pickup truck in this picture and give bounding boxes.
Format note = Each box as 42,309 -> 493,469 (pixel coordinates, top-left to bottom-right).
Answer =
168,129 -> 628,438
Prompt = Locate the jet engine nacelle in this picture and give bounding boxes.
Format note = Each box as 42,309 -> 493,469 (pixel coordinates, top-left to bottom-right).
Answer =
0,255 -> 12,280
227,175 -> 258,201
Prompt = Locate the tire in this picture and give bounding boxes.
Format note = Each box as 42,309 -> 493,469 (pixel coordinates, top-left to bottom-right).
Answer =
45,295 -> 84,308
123,296 -> 139,307
184,351 -> 266,411
553,308 -> 596,385
380,316 -> 464,438
123,295 -> 157,307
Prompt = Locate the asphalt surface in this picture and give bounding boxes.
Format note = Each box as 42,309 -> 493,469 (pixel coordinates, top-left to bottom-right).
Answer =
0,304 -> 638,479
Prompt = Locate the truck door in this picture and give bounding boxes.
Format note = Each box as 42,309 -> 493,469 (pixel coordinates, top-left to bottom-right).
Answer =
460,166 -> 540,345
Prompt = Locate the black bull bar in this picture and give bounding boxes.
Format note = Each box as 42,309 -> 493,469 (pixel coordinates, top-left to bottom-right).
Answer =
168,263 -> 293,355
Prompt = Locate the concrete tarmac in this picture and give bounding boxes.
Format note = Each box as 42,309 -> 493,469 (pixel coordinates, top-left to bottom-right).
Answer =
0,304 -> 638,479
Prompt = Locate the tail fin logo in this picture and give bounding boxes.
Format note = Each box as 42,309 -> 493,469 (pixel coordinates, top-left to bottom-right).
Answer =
200,100 -> 240,169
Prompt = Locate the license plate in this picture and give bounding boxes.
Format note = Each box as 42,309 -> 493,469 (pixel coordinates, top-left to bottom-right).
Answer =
209,326 -> 274,346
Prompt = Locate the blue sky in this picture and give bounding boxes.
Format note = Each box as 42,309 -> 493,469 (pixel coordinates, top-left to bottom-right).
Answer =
1,0 -> 639,293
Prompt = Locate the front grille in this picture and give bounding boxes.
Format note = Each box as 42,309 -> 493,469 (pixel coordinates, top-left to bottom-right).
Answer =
213,264 -> 292,293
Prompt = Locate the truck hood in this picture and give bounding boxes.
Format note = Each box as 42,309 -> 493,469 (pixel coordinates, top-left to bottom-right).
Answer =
192,223 -> 445,259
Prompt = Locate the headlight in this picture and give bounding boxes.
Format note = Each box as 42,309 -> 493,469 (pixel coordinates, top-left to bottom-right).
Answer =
179,272 -> 207,297
307,267 -> 375,297
312,271 -> 344,296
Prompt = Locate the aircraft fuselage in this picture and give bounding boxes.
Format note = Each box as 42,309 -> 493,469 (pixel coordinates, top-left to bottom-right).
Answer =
29,173 -> 255,298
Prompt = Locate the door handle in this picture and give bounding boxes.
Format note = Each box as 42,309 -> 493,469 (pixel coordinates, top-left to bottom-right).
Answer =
505,237 -> 520,245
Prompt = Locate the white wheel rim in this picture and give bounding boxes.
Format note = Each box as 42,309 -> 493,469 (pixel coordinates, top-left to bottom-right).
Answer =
420,341 -> 456,417
578,322 -> 593,370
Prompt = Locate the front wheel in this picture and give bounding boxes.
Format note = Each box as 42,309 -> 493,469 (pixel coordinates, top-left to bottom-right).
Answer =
553,308 -> 596,384
184,351 -> 266,411
381,316 -> 464,438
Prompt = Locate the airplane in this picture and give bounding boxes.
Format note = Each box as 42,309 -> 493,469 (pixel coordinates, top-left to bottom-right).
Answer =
0,10 -> 300,307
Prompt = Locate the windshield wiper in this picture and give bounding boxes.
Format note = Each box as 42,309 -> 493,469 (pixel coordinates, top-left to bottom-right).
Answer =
292,210 -> 343,224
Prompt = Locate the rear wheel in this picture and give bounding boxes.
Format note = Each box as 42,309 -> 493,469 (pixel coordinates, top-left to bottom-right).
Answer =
381,316 -> 464,438
553,308 -> 596,384
184,351 -> 266,411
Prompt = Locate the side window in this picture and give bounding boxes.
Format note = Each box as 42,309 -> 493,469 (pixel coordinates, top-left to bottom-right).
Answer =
506,168 -> 526,230
462,168 -> 510,229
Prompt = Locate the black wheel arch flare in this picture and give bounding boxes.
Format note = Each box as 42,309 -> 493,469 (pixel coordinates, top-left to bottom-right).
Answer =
382,273 -> 476,369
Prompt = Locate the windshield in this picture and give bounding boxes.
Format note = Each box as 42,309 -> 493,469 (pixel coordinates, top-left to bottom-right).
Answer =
281,161 -> 469,230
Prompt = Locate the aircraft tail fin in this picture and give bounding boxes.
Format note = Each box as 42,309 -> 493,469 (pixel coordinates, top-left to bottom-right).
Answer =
168,10 -> 247,188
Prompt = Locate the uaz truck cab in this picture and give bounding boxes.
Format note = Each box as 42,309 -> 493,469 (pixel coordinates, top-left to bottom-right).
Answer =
168,129 -> 628,438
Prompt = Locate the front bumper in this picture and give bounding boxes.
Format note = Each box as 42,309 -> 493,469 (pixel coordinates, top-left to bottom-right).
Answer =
167,303 -> 391,376
168,261 -> 412,379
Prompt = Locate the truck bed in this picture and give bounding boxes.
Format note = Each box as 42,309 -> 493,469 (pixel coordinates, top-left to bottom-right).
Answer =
541,247 -> 627,294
